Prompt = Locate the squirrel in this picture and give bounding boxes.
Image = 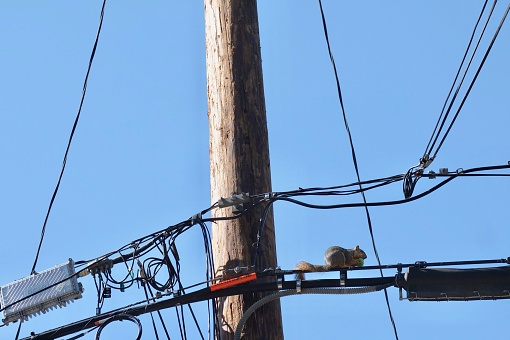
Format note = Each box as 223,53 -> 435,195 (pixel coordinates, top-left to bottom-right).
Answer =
295,245 -> 367,280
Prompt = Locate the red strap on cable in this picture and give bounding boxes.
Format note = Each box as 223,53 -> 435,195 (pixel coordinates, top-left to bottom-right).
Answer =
209,272 -> 257,292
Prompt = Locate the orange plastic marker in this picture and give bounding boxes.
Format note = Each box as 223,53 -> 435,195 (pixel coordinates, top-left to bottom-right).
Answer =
209,272 -> 257,292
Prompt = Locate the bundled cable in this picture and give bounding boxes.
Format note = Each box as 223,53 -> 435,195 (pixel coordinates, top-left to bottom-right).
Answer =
94,314 -> 142,340
138,238 -> 181,292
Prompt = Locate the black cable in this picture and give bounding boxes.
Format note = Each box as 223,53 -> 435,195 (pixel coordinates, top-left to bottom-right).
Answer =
93,273 -> 109,315
274,163 -> 510,210
125,281 -> 173,339
196,218 -> 219,339
171,262 -> 205,340
403,165 -> 422,199
30,0 -> 108,275
23,257 -> 510,340
254,163 -> 506,266
142,284 -> 161,340
317,1 -> 399,337
14,321 -> 22,340
145,284 -> 172,340
252,201 -> 273,269
175,306 -> 185,340
431,2 -> 510,161
5,163 -> 507,319
94,314 -> 142,340
135,228 -> 206,340
422,1 -> 509,169
140,237 -> 180,292
423,0 -> 491,163
2,231 -> 167,316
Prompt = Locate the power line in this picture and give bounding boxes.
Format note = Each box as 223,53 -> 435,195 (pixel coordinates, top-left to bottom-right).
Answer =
403,2 -> 510,200
30,0 -> 108,276
316,1 -> 399,338
5,162 -> 508,321
20,256 -> 510,340
421,0 -> 509,168
274,163 -> 510,210
423,0 -> 491,164
6,160 -> 508,338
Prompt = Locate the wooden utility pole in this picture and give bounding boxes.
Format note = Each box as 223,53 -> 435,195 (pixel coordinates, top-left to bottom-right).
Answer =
204,0 -> 283,339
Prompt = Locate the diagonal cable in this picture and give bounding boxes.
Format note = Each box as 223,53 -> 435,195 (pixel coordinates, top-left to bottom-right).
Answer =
30,0 -> 108,275
430,2 -> 510,161
423,0 -> 491,164
317,1 -> 399,338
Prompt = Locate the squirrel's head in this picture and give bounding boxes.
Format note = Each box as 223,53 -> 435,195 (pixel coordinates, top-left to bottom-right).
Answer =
354,245 -> 368,259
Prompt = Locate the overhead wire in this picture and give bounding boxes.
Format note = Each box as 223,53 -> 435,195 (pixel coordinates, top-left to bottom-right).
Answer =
275,163 -> 510,210
430,1 -> 510,160
422,0 -> 491,164
142,282 -> 170,340
317,1 -> 399,338
9,2 -> 508,339
406,1 -> 509,199
30,0 -> 108,276
4,161 -> 508,324
20,252 -> 510,340
420,0 -> 510,168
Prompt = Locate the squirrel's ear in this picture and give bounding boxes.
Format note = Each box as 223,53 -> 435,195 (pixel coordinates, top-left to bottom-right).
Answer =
355,245 -> 360,250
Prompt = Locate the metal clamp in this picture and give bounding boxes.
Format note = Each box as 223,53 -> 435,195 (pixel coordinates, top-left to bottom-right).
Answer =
340,270 -> 347,286
277,276 -> 283,290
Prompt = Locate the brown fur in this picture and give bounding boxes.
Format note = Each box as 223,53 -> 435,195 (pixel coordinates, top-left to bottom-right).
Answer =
295,245 -> 367,280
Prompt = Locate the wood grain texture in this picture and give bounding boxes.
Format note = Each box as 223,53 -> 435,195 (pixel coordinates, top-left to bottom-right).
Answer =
205,0 -> 283,338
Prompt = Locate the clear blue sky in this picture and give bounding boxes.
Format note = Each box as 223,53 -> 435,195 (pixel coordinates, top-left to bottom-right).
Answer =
1,1 -> 509,339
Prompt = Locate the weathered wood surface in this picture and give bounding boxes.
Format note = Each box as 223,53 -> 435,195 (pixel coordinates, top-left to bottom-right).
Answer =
205,0 -> 283,338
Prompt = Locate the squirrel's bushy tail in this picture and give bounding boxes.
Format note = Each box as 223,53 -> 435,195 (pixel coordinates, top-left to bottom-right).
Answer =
295,261 -> 327,280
